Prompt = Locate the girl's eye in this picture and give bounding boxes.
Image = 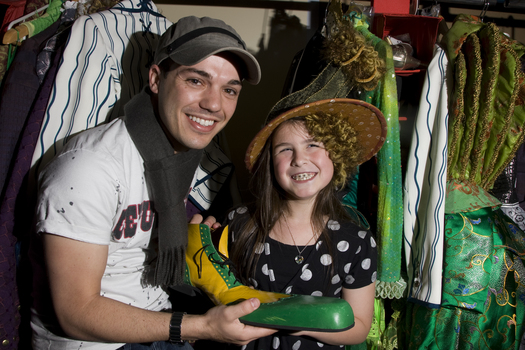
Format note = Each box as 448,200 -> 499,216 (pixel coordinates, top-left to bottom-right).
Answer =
276,147 -> 292,154
308,143 -> 320,148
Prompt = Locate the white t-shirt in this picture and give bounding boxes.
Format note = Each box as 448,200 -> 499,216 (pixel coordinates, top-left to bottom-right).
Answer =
32,118 -> 171,349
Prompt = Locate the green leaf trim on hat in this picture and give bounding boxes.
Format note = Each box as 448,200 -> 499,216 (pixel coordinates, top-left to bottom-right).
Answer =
265,64 -> 354,124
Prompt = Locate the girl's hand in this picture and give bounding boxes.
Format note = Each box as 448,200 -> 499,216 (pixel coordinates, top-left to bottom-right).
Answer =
289,284 -> 375,345
190,213 -> 222,231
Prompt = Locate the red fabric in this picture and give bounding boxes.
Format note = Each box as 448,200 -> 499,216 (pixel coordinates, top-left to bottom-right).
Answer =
371,0 -> 410,15
0,0 -> 27,33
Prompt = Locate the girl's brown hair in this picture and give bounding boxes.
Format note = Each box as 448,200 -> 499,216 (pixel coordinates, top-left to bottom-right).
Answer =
230,115 -> 360,285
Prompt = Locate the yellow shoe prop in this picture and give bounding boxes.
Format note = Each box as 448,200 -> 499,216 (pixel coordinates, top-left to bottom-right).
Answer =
186,223 -> 290,306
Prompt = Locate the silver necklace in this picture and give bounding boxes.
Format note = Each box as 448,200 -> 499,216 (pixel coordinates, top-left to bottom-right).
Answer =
282,214 -> 316,264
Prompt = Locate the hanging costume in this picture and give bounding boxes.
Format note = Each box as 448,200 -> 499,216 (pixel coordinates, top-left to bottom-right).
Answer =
0,0 -> 50,82
401,15 -> 525,349
403,45 -> 449,307
0,5 -> 76,348
351,13 -> 405,301
30,0 -> 171,176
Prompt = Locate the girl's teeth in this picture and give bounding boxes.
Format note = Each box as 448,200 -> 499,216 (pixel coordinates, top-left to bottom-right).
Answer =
293,173 -> 314,181
189,116 -> 214,126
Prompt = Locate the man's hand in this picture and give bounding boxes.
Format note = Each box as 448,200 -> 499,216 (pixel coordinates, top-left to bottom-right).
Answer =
189,214 -> 221,230
182,298 -> 277,345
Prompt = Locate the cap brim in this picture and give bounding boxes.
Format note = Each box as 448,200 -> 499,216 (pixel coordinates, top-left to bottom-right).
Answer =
169,44 -> 261,85
245,98 -> 387,171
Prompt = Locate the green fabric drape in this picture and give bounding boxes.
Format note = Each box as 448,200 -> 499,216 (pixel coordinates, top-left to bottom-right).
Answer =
354,20 -> 406,300
399,207 -> 525,349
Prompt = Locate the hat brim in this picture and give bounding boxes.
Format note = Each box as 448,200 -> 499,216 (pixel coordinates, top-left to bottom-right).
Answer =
169,44 -> 261,85
245,98 -> 388,172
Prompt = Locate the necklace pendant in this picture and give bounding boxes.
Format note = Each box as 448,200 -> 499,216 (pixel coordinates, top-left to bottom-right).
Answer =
295,255 -> 304,264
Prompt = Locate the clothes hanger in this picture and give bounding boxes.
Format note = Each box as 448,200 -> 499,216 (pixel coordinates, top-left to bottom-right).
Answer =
115,0 -> 164,18
6,3 -> 50,31
410,0 -> 419,15
3,4 -> 49,44
2,0 -> 70,45
3,24 -> 31,45
480,0 -> 489,22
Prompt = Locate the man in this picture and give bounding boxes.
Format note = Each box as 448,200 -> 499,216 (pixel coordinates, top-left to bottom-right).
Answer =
30,16 -> 275,349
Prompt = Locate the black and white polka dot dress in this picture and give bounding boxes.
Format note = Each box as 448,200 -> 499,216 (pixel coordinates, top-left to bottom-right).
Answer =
227,208 -> 377,350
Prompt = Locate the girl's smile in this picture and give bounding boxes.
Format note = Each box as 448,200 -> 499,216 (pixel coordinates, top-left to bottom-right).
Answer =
291,172 -> 316,181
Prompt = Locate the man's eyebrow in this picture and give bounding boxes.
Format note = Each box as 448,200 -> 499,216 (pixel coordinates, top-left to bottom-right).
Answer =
180,67 -> 242,86
228,79 -> 243,86
179,67 -> 211,79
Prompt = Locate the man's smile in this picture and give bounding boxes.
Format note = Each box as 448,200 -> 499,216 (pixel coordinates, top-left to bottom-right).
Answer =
189,115 -> 216,126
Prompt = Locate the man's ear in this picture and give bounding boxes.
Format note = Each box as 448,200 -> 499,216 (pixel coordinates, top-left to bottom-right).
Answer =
149,64 -> 161,94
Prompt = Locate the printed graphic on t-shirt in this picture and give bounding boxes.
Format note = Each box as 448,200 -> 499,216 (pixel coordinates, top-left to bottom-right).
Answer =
112,200 -> 154,239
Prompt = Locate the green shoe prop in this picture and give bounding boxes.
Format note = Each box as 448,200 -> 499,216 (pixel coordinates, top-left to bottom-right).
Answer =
186,224 -> 355,331
237,294 -> 354,332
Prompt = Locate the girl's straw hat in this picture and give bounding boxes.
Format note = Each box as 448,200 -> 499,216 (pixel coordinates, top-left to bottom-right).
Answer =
245,96 -> 387,172
245,0 -> 388,172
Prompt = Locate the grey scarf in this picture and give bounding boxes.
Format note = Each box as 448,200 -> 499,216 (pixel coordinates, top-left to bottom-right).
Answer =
124,87 -> 203,287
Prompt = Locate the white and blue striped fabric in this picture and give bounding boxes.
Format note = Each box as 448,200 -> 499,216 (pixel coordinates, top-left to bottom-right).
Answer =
191,140 -> 234,211
30,0 -> 234,211
32,0 -> 171,175
403,46 -> 449,307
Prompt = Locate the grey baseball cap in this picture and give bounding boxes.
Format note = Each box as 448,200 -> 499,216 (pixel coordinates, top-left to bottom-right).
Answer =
153,16 -> 261,84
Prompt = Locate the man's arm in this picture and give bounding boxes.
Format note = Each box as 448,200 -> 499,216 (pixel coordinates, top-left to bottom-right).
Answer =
43,233 -> 276,344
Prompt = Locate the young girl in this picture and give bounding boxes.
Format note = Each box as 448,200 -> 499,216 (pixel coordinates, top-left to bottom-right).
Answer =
226,99 -> 385,350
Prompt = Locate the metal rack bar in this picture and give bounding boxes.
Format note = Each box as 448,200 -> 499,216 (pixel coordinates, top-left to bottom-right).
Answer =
154,1 -> 525,25
153,0 -> 324,11
421,0 -> 525,11
436,0 -> 497,5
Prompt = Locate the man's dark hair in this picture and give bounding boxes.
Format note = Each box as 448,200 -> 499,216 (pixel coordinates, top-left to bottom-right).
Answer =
158,59 -> 179,77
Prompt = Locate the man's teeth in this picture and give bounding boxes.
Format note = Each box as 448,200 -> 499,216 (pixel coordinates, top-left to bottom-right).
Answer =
292,173 -> 314,181
189,116 -> 215,126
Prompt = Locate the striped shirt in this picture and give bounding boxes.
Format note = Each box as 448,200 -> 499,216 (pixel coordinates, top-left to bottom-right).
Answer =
403,46 -> 448,307
32,0 -> 171,174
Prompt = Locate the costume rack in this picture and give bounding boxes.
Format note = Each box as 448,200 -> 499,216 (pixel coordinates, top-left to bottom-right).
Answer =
420,0 -> 525,27
155,1 -> 525,27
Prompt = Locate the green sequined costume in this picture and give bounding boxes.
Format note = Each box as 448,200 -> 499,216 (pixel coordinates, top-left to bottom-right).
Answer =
400,15 -> 525,349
